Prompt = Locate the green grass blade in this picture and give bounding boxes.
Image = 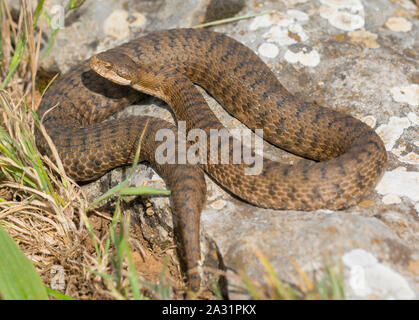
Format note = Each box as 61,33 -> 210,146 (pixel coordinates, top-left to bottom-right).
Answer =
86,180 -> 130,210
157,256 -> 172,299
88,183 -> 170,211
327,264 -> 345,300
32,0 -> 45,28
192,10 -> 274,29
45,286 -> 76,300
119,215 -> 142,300
40,10 -> 60,60
68,0 -> 86,10
0,2 -> 3,62
238,269 -> 261,300
119,186 -> 170,196
1,34 -> 26,89
127,119 -> 149,179
0,225 -> 49,300
255,249 -> 292,299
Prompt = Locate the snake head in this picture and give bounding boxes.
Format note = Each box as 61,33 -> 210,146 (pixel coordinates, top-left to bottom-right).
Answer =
90,51 -> 139,86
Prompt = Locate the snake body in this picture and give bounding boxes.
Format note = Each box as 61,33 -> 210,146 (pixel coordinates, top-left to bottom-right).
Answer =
36,28 -> 387,290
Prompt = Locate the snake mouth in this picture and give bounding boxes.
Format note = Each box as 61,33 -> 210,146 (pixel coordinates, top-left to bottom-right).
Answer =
90,54 -> 133,86
90,52 -> 168,101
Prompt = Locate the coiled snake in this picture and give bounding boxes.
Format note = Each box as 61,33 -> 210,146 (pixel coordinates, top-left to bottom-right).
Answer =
36,28 -> 387,290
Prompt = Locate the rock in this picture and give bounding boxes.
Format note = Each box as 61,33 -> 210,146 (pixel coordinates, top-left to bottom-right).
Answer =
202,207 -> 418,299
342,248 -> 415,299
385,16 -> 413,32
40,0 -> 419,299
258,42 -> 279,58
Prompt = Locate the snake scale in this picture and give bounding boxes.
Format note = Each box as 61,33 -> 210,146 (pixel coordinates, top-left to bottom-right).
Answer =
36,28 -> 387,290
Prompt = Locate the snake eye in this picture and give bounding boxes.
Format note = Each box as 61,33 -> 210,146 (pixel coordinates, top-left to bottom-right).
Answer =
105,62 -> 112,69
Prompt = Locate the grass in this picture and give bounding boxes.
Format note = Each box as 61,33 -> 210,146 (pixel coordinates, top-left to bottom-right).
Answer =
0,0 -> 347,300
192,10 -> 275,29
241,249 -> 346,300
0,0 -> 177,300
0,224 -> 48,299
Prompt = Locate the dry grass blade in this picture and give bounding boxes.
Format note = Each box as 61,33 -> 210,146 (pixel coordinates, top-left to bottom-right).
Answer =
192,10 -> 274,28
0,1 -> 187,300
0,0 -> 125,299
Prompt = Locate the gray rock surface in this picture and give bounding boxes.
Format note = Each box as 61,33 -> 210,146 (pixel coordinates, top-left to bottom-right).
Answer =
35,0 -> 418,299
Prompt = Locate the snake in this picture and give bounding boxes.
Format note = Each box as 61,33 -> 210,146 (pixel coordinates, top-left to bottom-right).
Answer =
36,28 -> 387,291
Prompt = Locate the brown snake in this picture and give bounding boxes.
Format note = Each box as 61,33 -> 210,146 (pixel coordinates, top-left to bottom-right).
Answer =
36,28 -> 387,290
